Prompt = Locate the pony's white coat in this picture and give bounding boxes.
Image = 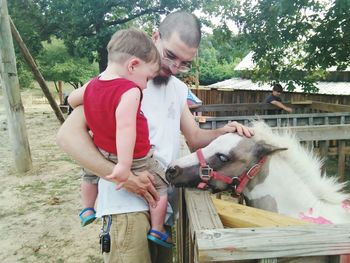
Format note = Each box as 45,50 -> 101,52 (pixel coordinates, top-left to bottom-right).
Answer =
247,122 -> 350,224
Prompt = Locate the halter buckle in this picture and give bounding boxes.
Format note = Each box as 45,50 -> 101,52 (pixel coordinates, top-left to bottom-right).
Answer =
199,166 -> 212,181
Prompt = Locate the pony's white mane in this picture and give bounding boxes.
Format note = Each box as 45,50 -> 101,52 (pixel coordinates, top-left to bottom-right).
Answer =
251,121 -> 350,204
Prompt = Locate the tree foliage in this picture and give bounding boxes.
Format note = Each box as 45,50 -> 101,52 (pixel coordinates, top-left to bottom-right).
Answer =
37,38 -> 98,89
41,0 -> 203,71
8,0 -> 55,89
194,32 -> 248,85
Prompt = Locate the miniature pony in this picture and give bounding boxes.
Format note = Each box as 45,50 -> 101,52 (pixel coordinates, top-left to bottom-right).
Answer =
166,121 -> 350,224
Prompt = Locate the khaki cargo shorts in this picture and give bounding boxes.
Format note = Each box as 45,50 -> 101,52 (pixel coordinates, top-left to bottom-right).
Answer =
82,149 -> 168,195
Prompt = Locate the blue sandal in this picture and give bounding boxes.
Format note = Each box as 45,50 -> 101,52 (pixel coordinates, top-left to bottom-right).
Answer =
147,229 -> 173,248
79,207 -> 96,227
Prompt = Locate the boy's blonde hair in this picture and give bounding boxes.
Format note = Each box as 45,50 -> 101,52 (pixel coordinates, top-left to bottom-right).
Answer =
107,28 -> 160,67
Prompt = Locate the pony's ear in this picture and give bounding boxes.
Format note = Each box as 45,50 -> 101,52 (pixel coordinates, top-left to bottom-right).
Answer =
254,140 -> 287,159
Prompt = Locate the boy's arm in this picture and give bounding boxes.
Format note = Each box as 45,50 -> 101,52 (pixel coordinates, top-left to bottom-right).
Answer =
67,81 -> 89,108
111,88 -> 141,178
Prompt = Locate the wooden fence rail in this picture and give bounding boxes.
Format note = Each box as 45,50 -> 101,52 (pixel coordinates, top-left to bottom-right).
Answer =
191,101 -> 350,116
177,189 -> 349,263
195,112 -> 350,130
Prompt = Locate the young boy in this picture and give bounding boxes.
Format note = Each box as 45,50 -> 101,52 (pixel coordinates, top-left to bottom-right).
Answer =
68,28 -> 172,248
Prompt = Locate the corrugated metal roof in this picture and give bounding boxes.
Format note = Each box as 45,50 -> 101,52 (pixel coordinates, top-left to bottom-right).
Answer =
208,78 -> 350,95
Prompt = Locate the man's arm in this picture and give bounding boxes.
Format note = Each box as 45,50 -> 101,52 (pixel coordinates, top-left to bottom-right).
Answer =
56,106 -> 159,206
180,105 -> 254,151
270,100 -> 293,113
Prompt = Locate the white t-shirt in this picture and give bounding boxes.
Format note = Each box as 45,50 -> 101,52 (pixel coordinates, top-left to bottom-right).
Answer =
96,76 -> 188,217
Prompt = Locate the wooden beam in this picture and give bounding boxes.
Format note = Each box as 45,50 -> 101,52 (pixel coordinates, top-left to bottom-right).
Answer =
185,190 -> 223,263
197,112 -> 350,129
185,190 -> 224,233
338,141 -> 346,181
274,124 -> 350,141
197,225 -> 350,261
9,17 -> 65,124
0,0 -> 32,172
212,198 -> 310,228
311,101 -> 350,113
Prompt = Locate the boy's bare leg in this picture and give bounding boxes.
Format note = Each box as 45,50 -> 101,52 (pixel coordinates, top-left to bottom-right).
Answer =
81,181 -> 98,216
149,195 -> 172,242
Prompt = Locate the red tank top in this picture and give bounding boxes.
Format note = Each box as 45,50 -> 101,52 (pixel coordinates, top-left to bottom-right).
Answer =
84,77 -> 150,158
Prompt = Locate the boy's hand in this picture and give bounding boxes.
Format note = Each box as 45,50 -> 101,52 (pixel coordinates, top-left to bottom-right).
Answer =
106,164 -> 131,190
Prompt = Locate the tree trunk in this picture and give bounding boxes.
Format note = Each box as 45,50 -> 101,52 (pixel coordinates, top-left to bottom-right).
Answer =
98,48 -> 108,73
0,0 -> 32,173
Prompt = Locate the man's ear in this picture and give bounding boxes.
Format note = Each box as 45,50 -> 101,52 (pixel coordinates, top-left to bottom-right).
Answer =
127,58 -> 140,72
152,31 -> 160,42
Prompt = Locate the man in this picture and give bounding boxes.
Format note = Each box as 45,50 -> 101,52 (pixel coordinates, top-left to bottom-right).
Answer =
57,11 -> 253,263
265,83 -> 293,113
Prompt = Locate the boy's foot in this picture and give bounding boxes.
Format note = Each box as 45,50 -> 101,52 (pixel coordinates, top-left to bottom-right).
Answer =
79,207 -> 96,227
147,229 -> 173,248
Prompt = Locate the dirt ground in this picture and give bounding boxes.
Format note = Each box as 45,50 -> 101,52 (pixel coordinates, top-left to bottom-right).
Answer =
0,88 -> 103,262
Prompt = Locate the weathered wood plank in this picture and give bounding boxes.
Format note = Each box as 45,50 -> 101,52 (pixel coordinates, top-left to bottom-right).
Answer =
184,190 -> 224,263
276,125 -> 350,141
212,198 -> 310,228
196,112 -> 350,129
311,101 -> 350,113
185,189 -> 224,233
192,101 -> 350,116
197,225 -> 350,262
337,141 -> 346,181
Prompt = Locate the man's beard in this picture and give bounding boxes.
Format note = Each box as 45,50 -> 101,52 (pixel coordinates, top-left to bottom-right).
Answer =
153,75 -> 170,86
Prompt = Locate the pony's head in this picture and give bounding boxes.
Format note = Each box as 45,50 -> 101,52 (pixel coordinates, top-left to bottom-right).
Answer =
165,132 -> 286,193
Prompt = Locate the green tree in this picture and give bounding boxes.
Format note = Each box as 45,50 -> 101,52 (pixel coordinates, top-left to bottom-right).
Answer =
41,0 -> 203,72
37,38 -> 99,89
8,0 -> 55,89
180,31 -> 248,86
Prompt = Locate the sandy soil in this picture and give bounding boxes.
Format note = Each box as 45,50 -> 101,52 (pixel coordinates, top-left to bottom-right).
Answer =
0,89 -> 103,262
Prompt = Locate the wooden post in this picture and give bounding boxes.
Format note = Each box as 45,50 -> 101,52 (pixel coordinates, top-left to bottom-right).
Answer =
0,0 -> 32,172
338,140 -> 346,182
9,17 -> 65,124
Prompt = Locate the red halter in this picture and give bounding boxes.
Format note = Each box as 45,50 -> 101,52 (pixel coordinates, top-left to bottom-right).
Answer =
195,149 -> 267,195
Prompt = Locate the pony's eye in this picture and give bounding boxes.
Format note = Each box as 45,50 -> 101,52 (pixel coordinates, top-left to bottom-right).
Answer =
216,154 -> 229,162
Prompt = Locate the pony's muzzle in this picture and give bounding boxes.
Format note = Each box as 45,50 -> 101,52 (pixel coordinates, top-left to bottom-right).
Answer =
165,166 -> 180,183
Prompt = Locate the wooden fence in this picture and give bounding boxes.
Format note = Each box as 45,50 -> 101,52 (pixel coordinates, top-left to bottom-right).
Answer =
191,101 -> 350,116
176,189 -> 350,263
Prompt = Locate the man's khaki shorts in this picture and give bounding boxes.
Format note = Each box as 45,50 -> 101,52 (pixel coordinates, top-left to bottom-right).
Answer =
82,149 -> 168,195
103,212 -> 151,263
103,212 -> 173,263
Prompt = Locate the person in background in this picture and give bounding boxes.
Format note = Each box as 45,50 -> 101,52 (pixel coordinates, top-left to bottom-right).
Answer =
265,83 -> 293,113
